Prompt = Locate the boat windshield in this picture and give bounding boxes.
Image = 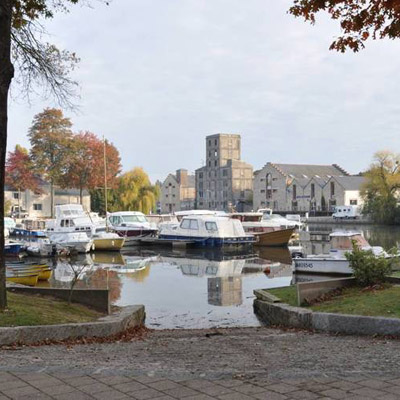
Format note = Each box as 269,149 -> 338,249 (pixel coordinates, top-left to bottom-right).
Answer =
121,215 -> 147,223
262,214 -> 286,221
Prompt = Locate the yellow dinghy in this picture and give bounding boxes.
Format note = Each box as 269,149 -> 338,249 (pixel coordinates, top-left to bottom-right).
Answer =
6,273 -> 39,286
7,265 -> 52,281
92,236 -> 125,251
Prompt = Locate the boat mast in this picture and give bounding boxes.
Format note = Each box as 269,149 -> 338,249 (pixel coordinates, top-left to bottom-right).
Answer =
103,135 -> 108,230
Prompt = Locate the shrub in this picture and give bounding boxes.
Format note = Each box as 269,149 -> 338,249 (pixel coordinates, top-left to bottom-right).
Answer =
345,241 -> 393,287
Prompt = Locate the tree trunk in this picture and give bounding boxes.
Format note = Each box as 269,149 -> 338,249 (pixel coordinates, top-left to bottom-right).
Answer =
0,1 -> 14,310
80,186 -> 83,205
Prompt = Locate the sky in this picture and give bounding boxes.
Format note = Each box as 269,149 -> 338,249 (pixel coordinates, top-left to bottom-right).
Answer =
8,0 -> 400,183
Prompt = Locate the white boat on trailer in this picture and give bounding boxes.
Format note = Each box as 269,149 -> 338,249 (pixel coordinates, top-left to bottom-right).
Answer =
293,231 -> 389,275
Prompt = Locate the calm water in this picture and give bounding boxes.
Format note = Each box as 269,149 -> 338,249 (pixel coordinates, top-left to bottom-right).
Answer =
20,224 -> 400,329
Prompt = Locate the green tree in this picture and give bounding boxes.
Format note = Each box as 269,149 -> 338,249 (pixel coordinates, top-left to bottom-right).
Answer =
361,151 -> 400,225
5,144 -> 41,217
111,168 -> 160,214
29,108 -> 73,218
289,0 -> 400,52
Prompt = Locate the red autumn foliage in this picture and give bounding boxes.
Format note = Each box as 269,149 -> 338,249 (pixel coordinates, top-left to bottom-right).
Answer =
5,145 -> 41,193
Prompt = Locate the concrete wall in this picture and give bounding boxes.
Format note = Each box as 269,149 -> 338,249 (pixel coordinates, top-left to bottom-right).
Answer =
8,287 -> 110,314
0,305 -> 145,346
297,277 -> 355,306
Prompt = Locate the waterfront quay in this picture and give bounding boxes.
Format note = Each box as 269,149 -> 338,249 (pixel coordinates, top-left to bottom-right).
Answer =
2,327 -> 400,399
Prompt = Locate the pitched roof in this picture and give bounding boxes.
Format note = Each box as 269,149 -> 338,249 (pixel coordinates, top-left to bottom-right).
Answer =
330,176 -> 366,190
270,163 -> 349,179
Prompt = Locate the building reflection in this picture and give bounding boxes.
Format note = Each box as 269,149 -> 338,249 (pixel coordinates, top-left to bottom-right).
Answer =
208,276 -> 242,306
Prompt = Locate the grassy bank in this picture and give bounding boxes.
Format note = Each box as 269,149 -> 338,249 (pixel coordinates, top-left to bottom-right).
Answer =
267,285 -> 400,319
0,293 -> 103,327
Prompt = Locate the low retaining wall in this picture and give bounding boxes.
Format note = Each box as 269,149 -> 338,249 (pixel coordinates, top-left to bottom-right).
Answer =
254,298 -> 400,336
0,305 -> 145,346
297,277 -> 355,306
7,286 -> 110,314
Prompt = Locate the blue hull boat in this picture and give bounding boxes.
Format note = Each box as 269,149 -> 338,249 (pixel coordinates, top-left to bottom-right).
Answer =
4,242 -> 25,256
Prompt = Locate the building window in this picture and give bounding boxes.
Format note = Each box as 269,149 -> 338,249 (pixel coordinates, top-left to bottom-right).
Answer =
208,151 -> 211,157
208,140 -> 211,146
208,161 -> 211,167
13,192 -> 19,199
215,139 -> 217,145
293,185 -> 297,201
350,199 -> 358,205
266,173 -> 272,187
311,184 -> 315,199
199,182 -> 203,190
214,160 -> 217,167
33,204 -> 42,211
199,191 -> 203,198
222,170 -> 227,177
266,189 -> 272,199
330,182 -> 335,197
260,189 -> 265,193
199,172 -> 203,179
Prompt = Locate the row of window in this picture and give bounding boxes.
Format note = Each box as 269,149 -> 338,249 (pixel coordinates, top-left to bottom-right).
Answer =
198,169 -> 229,179
180,219 -> 218,232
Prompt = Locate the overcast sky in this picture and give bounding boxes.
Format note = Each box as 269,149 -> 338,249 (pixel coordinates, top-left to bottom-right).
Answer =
8,0 -> 400,183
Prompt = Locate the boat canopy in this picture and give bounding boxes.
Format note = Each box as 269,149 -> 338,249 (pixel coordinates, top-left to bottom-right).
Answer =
330,231 -> 369,250
175,215 -> 248,238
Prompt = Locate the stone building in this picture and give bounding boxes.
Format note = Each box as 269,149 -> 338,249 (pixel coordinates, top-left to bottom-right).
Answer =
160,169 -> 195,213
195,134 -> 253,211
5,183 -> 91,218
324,175 -> 366,210
253,163 -> 350,212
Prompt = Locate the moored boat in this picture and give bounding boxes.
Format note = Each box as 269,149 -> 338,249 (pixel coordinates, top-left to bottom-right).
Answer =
254,228 -> 296,247
293,231 -> 390,275
158,215 -> 256,248
6,272 -> 39,286
107,211 -> 158,245
4,240 -> 25,257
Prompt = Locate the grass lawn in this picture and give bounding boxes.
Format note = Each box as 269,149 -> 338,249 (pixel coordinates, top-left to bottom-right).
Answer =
0,292 -> 104,327
267,285 -> 400,319
267,286 -> 297,306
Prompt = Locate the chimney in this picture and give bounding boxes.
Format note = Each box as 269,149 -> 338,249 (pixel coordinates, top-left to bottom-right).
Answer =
176,169 -> 188,186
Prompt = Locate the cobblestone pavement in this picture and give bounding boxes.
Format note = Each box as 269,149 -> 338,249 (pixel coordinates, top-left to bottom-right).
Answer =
2,327 -> 400,399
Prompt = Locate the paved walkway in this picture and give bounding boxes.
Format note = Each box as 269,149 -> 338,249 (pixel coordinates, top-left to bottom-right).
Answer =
1,327 -> 400,399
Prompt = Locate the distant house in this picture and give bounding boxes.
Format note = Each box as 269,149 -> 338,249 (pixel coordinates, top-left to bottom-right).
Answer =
324,176 -> 366,209
5,182 -> 91,218
160,169 -> 195,213
253,163 -> 350,212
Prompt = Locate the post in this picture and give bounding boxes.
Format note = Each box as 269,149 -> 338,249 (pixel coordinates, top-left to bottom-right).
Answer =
103,136 -> 108,229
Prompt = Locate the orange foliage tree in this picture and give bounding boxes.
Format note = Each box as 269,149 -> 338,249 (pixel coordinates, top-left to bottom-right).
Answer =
289,0 -> 400,52
61,132 -> 121,205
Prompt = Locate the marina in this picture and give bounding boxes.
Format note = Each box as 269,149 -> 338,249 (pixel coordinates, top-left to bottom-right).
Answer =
5,223 -> 398,329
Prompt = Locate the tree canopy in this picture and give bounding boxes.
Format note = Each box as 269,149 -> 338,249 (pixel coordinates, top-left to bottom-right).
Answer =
110,168 -> 160,215
5,144 -> 40,193
361,150 -> 400,224
289,0 -> 400,52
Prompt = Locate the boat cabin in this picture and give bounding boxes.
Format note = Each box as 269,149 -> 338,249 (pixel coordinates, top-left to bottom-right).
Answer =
330,232 -> 369,250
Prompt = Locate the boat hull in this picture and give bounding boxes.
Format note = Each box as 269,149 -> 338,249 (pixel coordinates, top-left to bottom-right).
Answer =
157,235 -> 255,248
293,257 -> 352,275
6,274 -> 39,286
253,228 -> 295,247
93,237 -> 125,251
4,243 -> 24,256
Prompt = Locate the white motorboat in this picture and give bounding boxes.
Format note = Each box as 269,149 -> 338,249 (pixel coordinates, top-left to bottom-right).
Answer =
26,239 -> 70,257
293,231 -> 389,275
48,232 -> 93,254
107,211 -> 158,245
47,204 -> 124,251
158,214 -> 255,248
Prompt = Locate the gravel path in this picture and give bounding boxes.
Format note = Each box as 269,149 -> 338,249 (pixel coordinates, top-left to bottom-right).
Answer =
1,327 -> 400,380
